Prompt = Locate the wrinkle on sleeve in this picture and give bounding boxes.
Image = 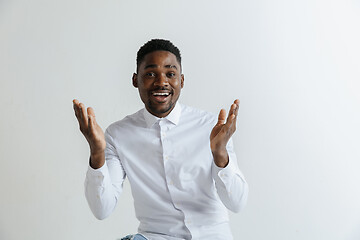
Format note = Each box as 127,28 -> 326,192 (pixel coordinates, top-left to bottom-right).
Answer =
212,138 -> 249,213
84,128 -> 126,220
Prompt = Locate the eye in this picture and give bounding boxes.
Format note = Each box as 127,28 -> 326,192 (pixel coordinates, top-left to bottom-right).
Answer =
145,72 -> 155,77
167,72 -> 176,78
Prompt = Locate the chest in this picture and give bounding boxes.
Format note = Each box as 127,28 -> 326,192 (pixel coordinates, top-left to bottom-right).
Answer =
114,120 -> 214,184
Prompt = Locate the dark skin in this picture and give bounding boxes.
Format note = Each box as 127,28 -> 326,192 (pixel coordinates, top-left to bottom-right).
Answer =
73,50 -> 240,169
132,51 -> 184,118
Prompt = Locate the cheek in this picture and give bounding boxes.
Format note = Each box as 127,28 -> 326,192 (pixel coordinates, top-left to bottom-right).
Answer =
139,81 -> 152,92
137,86 -> 149,100
171,79 -> 182,89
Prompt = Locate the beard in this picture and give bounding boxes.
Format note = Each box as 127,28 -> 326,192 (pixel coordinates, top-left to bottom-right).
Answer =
147,99 -> 174,116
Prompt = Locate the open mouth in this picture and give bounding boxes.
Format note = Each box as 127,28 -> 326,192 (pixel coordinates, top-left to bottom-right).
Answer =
151,91 -> 171,102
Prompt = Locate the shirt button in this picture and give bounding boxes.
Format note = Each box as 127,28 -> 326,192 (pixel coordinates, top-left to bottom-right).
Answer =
161,132 -> 166,137
164,155 -> 169,161
168,180 -> 173,185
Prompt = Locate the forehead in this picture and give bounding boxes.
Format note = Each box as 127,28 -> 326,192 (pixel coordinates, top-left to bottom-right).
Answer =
139,50 -> 180,70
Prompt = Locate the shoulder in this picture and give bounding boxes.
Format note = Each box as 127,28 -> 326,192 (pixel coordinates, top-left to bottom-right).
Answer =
180,104 -> 217,126
105,108 -> 145,136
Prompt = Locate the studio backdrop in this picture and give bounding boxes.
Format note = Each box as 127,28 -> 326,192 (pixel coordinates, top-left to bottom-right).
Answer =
0,0 -> 359,239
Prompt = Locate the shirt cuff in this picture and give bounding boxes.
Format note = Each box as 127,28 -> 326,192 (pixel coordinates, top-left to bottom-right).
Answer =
212,156 -> 246,187
85,162 -> 110,187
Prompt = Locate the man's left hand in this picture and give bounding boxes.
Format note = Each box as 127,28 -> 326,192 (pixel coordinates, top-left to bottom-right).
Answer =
210,99 -> 240,168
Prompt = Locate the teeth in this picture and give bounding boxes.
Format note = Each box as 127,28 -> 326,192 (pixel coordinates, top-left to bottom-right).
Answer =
153,92 -> 170,96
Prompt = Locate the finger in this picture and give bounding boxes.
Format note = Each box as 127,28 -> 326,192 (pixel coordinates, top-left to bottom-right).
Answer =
79,103 -> 88,120
233,99 -> 240,117
87,107 -> 96,132
217,109 -> 226,125
226,103 -> 237,123
73,99 -> 85,124
87,106 -> 95,118
225,100 -> 240,132
78,103 -> 88,131
88,113 -> 95,136
227,99 -> 240,120
73,99 -> 81,117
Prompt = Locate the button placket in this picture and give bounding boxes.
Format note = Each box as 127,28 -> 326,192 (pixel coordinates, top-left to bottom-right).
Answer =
160,121 -> 169,174
160,121 -> 169,163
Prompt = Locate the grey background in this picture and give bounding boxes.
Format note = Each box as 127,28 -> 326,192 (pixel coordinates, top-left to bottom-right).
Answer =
1,0 -> 359,239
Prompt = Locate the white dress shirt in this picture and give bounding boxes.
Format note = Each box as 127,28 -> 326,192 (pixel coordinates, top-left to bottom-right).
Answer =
84,103 -> 248,240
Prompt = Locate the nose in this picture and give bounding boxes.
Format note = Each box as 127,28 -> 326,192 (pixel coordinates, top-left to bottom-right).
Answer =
154,73 -> 169,87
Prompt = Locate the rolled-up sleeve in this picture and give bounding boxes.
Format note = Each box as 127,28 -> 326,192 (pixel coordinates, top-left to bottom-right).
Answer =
84,128 -> 126,220
212,138 -> 249,213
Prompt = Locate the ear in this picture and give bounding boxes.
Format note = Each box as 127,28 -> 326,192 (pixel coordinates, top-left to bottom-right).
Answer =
180,74 -> 184,88
132,73 -> 138,88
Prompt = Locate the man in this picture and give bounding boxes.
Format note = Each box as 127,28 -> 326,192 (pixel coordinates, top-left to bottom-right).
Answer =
73,39 -> 248,240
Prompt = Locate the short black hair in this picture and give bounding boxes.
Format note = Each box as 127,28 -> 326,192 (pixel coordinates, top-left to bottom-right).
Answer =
136,39 -> 181,71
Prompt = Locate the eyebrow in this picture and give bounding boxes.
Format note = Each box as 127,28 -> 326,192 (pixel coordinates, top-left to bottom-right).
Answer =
144,64 -> 178,70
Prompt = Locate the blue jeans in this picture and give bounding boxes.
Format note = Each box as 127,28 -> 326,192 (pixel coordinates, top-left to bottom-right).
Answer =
120,234 -> 147,240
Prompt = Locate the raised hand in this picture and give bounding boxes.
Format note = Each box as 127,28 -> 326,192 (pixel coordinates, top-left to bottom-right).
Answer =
210,99 -> 240,168
73,99 -> 106,168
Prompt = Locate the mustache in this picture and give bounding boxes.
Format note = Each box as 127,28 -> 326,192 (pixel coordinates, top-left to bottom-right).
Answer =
151,87 -> 173,93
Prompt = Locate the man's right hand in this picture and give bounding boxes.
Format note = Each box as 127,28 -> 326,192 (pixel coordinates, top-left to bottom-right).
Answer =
73,99 -> 106,169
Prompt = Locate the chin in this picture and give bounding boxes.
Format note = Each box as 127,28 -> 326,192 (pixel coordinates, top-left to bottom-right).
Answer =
148,102 -> 174,116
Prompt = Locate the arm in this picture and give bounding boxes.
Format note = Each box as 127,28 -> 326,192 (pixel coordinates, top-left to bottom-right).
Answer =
210,99 -> 249,212
211,138 -> 248,213
73,99 -> 106,169
84,130 -> 126,219
73,99 -> 125,219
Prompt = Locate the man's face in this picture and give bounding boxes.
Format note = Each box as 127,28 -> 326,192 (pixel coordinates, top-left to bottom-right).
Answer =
133,50 -> 184,118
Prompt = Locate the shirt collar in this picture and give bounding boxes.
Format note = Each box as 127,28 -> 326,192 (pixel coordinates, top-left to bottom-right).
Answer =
143,102 -> 182,128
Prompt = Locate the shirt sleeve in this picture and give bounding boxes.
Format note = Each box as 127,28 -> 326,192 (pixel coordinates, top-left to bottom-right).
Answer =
84,128 -> 126,220
211,138 -> 249,213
